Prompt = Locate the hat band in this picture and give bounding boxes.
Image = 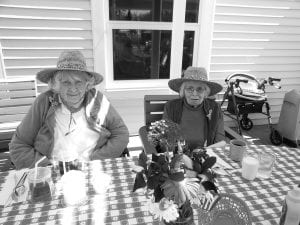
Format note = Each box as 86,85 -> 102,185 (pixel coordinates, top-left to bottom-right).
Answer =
57,62 -> 86,71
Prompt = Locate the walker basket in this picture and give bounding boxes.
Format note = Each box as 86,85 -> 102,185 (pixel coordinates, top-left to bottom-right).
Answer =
227,96 -> 265,115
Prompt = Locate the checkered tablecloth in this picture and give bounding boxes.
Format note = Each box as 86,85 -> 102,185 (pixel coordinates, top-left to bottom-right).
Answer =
214,145 -> 299,225
0,145 -> 299,225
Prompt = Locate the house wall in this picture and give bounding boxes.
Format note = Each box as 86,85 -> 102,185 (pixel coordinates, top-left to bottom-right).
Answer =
211,0 -> 300,126
0,0 -> 94,93
1,0 -> 300,135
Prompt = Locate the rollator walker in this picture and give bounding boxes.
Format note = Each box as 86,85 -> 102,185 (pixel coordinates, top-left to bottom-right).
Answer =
220,73 -> 282,145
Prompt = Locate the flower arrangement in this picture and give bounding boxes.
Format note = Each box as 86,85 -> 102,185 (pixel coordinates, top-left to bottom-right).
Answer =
147,119 -> 182,153
133,139 -> 219,224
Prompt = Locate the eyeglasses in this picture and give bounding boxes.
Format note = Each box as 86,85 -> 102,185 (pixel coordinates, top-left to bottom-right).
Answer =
185,86 -> 206,94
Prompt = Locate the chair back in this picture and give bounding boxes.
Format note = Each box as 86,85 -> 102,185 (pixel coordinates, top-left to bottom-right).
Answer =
0,78 -> 37,125
0,78 -> 37,150
144,94 -> 179,125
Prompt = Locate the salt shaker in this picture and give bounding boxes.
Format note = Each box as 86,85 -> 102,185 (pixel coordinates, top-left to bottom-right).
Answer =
279,184 -> 300,225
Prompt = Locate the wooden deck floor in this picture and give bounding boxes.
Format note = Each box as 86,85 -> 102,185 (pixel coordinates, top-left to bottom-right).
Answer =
232,124 -> 299,148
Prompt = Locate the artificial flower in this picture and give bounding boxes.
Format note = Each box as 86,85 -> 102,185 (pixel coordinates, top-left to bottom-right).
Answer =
148,197 -> 179,222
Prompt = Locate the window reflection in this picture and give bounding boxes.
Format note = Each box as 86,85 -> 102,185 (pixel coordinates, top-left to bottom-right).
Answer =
182,31 -> 194,71
109,0 -> 173,22
185,0 -> 200,23
113,29 -> 172,80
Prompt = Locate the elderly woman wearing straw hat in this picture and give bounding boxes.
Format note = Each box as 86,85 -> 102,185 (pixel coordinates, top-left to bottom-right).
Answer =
163,67 -> 225,150
9,50 -> 129,169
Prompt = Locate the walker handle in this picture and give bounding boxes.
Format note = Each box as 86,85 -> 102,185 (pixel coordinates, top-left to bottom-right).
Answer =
268,77 -> 281,89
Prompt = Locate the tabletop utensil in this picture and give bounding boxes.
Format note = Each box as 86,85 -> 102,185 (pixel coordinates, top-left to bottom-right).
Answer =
4,171 -> 28,207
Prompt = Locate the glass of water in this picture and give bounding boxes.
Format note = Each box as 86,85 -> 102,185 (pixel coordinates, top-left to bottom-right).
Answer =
257,151 -> 276,179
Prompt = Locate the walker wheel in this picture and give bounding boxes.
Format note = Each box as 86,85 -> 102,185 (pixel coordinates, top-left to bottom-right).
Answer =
270,129 -> 283,146
240,118 -> 253,130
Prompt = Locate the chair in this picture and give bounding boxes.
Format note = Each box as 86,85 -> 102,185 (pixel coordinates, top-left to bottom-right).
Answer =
0,78 -> 37,152
138,95 -> 179,154
198,193 -> 252,225
139,94 -> 243,154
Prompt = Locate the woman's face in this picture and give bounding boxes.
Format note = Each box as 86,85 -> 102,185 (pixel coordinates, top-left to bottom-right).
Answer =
58,71 -> 89,108
183,81 -> 209,107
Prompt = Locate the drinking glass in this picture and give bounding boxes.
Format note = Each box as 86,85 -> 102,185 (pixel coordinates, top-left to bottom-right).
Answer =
28,167 -> 54,203
257,151 -> 276,179
61,170 -> 86,206
241,153 -> 259,181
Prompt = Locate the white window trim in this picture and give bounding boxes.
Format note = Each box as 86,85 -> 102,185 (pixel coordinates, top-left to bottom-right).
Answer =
91,0 -> 215,91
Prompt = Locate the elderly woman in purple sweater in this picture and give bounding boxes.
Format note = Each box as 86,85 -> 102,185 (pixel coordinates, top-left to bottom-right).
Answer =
9,50 -> 129,169
163,67 -> 225,150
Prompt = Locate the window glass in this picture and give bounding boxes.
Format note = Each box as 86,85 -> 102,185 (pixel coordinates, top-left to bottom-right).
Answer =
113,29 -> 172,80
109,0 -> 173,22
185,0 -> 200,23
182,31 -> 194,71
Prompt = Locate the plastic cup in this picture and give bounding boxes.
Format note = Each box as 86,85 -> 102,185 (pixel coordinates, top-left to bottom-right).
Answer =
61,170 -> 86,206
229,139 -> 247,162
257,151 -> 276,179
241,153 -> 259,181
28,167 -> 53,202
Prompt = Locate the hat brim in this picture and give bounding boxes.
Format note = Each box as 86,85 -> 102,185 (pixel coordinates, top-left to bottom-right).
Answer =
168,78 -> 223,96
36,68 -> 103,85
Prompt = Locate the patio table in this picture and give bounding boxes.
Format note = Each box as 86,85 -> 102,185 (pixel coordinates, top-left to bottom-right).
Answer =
0,145 -> 299,225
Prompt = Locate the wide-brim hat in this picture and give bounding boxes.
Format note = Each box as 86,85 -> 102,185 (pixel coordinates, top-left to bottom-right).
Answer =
36,50 -> 103,85
168,66 -> 223,96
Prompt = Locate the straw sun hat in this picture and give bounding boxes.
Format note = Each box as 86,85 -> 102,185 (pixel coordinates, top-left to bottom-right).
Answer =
36,50 -> 103,85
168,66 -> 223,96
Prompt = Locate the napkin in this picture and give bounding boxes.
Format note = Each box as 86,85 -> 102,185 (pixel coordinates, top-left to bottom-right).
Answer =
0,169 -> 29,206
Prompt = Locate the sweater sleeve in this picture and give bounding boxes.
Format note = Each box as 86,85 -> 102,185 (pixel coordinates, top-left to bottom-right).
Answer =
9,93 -> 51,169
90,104 -> 129,159
213,105 -> 226,143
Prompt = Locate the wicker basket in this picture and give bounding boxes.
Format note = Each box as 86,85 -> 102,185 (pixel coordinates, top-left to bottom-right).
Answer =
197,193 -> 252,225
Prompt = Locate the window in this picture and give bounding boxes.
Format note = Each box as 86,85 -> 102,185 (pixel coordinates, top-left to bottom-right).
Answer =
109,0 -> 173,22
97,0 -> 207,90
113,29 -> 172,80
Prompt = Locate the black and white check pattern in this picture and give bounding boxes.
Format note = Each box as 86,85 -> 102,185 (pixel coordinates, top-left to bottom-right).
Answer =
0,145 -> 299,225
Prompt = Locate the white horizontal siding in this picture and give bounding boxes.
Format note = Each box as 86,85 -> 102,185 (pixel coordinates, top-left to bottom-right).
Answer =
211,0 -> 300,128
0,0 -> 94,82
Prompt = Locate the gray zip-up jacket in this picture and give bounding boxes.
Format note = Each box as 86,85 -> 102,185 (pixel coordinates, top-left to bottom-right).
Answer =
163,98 -> 225,146
9,89 -> 129,169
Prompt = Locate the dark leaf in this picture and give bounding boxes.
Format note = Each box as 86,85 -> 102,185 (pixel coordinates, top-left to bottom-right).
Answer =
152,153 -> 159,162
148,162 -> 161,178
201,156 -> 216,172
138,151 -> 148,171
147,174 -> 161,189
169,172 -> 184,182
201,181 -> 218,193
202,169 -> 217,181
133,171 -> 146,192
153,186 -> 164,202
157,154 -> 168,165
192,161 -> 202,174
179,201 -> 193,218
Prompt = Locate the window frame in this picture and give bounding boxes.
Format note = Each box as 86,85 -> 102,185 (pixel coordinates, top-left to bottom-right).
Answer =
91,0 -> 215,91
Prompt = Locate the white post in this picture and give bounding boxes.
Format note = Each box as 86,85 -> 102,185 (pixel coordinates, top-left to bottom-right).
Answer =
0,42 -> 7,79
